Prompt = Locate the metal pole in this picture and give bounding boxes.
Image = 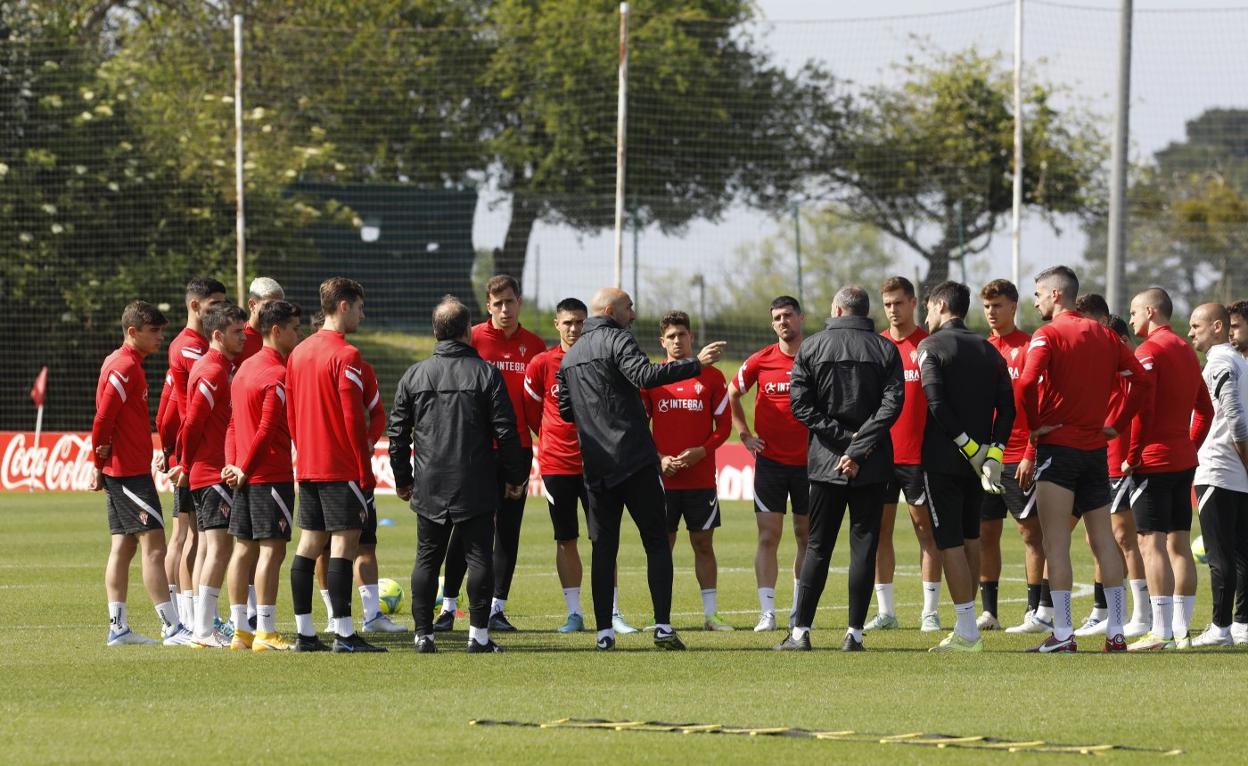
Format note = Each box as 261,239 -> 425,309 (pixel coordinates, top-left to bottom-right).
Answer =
793,204 -> 803,308
1011,0 -> 1024,310
1106,0 -> 1132,314
632,198 -> 640,309
613,3 -> 630,289
233,14 -> 246,304
534,244 -> 541,310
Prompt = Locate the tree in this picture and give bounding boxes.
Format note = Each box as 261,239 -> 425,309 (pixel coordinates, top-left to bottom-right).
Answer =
818,46 -> 1105,294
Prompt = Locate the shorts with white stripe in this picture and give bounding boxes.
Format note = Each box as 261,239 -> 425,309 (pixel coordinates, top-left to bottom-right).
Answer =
192,483 -> 235,531
230,482 -> 295,541
297,480 -> 368,532
104,474 -> 165,535
1108,476 -> 1133,514
980,462 -> 1037,521
664,488 -> 721,534
923,471 -> 983,550
753,454 -> 809,516
543,474 -> 587,541
1130,468 -> 1196,534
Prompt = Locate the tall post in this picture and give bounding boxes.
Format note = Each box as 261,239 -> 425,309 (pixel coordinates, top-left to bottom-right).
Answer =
613,3 -> 630,289
1106,0 -> 1133,314
632,196 -> 640,309
233,14 -> 246,304
1011,0 -> 1024,315
793,203 -> 803,308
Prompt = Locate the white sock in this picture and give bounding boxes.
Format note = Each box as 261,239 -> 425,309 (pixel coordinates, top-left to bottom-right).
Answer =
469,625 -> 490,644
195,586 -> 219,638
701,588 -> 717,618
1036,603 -> 1054,622
1089,606 -> 1107,621
257,605 -> 276,634
168,584 -> 177,603
319,588 -> 334,616
230,604 -> 248,633
791,579 -> 800,615
176,592 -> 191,626
335,615 -> 355,637
846,627 -> 863,643
563,587 -> 582,616
1151,596 -> 1174,639
490,598 -> 506,616
246,584 -> 257,621
360,584 -> 380,621
154,601 -> 178,630
1051,590 -> 1073,641
613,588 -> 620,614
442,596 -> 458,614
109,601 -> 128,633
295,613 -> 314,637
1174,594 -> 1195,639
758,587 -> 776,615
1129,579 -> 1150,623
1105,586 -> 1125,637
792,626 -> 810,640
922,581 -> 940,616
954,601 -> 980,642
655,623 -> 673,634
874,583 -> 895,616
597,628 -> 615,642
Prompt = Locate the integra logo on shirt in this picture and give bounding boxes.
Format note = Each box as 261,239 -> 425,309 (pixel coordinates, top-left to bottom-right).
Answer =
657,398 -> 704,413
762,381 -> 791,395
904,369 -> 920,383
493,360 -> 528,373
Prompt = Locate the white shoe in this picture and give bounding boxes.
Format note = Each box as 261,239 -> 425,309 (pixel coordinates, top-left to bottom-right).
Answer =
1123,619 -> 1152,639
753,612 -> 777,632
1073,613 -> 1108,637
1005,609 -> 1052,634
107,627 -> 158,646
162,624 -> 196,646
362,613 -> 409,633
919,612 -> 942,632
1191,625 -> 1234,648
192,629 -> 230,649
1232,622 -> 1248,645
976,611 -> 1001,631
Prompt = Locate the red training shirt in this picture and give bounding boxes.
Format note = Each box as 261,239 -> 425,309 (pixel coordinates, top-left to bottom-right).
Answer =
362,361 -> 386,448
735,343 -> 808,467
987,328 -> 1034,463
180,348 -> 233,490
236,324 -> 263,366
1127,325 -> 1213,473
225,345 -> 292,485
285,329 -> 370,484
642,364 -> 731,490
523,345 -> 582,475
472,321 -> 546,449
158,327 -> 208,464
1106,375 -> 1131,478
881,327 -> 928,465
92,345 -> 155,477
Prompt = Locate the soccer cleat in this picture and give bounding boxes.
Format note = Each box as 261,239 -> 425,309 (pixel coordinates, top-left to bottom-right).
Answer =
467,638 -> 505,654
557,613 -> 585,633
488,611 -> 517,632
704,614 -> 734,632
976,611 -> 1001,631
654,628 -> 686,651
1074,614 -> 1108,637
230,629 -> 255,650
293,634 -> 330,653
919,612 -> 942,633
596,634 -> 615,651
753,612 -> 778,632
415,636 -> 438,654
612,613 -> 639,634
213,616 -> 235,640
842,633 -> 865,652
252,631 -> 293,652
1174,632 -> 1192,650
432,610 -> 455,632
1027,634 -> 1077,653
1232,623 -> 1248,645
1127,632 -> 1176,652
773,633 -> 812,651
362,614 -> 408,633
191,630 -> 230,649
107,627 -> 158,646
162,624 -> 196,647
1103,633 -> 1127,652
863,613 -> 899,631
1005,610 -> 1052,634
332,633 -> 387,653
1190,625 -> 1234,648
1124,619 -> 1152,639
929,631 -> 983,653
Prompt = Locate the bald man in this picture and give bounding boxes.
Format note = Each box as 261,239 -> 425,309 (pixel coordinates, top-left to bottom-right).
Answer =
557,288 -> 725,650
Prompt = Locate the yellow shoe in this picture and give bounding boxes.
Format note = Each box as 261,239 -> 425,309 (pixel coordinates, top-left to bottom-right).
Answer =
929,631 -> 983,653
253,631 -> 293,652
230,629 -> 255,650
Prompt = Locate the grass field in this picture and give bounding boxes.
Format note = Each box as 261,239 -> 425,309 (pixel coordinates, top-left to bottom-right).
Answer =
2,491 -> 1241,763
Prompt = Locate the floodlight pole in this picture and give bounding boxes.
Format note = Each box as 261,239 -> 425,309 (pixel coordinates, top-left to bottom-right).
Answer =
1011,0 -> 1024,319
1106,0 -> 1132,314
233,14 -> 246,304
613,3 -> 630,289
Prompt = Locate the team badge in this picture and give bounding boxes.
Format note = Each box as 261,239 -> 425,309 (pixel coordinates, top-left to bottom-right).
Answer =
519,345 -> 528,356
1010,348 -> 1020,360
910,350 -> 918,363
139,511 -> 149,526
694,381 -> 704,395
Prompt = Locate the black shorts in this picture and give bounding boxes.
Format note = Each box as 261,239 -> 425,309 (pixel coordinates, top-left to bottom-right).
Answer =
543,474 -> 587,541
104,474 -> 166,535
1131,468 -> 1196,534
884,464 -> 927,507
980,462 -> 1037,521
753,454 -> 808,516
924,471 -> 983,550
665,488 -> 721,534
1033,444 -> 1109,515
193,483 -> 234,531
172,485 -> 194,517
359,490 -> 379,546
229,482 -> 295,541
1109,476 -> 1133,514
298,480 -> 369,532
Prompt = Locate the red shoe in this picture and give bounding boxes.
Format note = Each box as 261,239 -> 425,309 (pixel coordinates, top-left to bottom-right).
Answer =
1027,634 -> 1077,653
1103,633 -> 1127,652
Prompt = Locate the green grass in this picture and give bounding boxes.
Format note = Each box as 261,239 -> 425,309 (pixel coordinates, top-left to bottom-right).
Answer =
7,492 -> 1235,763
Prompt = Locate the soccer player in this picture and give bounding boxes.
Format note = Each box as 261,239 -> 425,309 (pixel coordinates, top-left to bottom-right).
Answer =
1075,293 -> 1110,324
236,277 -> 285,366
1187,303 -> 1248,647
1124,287 -> 1213,650
641,311 -> 734,631
285,277 -> 384,653
867,276 -> 943,633
728,296 -> 810,632
1229,300 -> 1248,643
390,297 -> 530,654
777,287 -> 903,652
221,299 -> 301,652
436,274 -> 544,632
157,277 -> 226,630
916,281 -> 1015,653
1019,265 -> 1152,653
975,279 -> 1043,633
523,298 -> 638,634
92,301 -> 192,646
178,303 -> 248,648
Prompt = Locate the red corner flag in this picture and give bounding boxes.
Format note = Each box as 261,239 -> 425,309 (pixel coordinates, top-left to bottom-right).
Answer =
30,366 -> 48,408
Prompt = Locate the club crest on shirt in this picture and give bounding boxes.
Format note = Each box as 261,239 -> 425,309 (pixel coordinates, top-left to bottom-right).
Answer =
694,381 -> 704,395
1010,347 -> 1020,360
139,511 -> 149,526
910,350 -> 919,363
519,345 -> 528,356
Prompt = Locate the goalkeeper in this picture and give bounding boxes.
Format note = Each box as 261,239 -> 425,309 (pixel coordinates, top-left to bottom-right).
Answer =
916,281 -> 1015,653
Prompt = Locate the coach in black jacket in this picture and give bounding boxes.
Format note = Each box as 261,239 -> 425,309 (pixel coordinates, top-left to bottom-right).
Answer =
557,287 -> 724,650
917,281 -> 1015,652
388,296 -> 529,653
777,286 -> 904,652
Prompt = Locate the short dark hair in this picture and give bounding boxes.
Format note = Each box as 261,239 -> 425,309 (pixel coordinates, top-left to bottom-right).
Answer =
1035,265 -> 1079,302
186,277 -> 227,300
556,297 -> 588,316
880,276 -> 916,298
927,281 -> 970,319
770,295 -> 801,314
202,303 -> 247,338
1108,315 -> 1130,342
259,300 -> 302,335
833,286 -> 870,317
310,311 -> 325,330
432,295 -> 470,341
980,279 -> 1019,303
121,301 -> 168,331
1229,300 -> 1248,323
660,310 -> 691,333
1136,287 -> 1173,320
1075,292 -> 1110,321
486,274 -> 521,299
320,277 -> 364,315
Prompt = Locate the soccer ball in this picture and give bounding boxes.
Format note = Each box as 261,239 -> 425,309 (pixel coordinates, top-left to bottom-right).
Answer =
1192,536 -> 1208,565
378,578 -> 404,616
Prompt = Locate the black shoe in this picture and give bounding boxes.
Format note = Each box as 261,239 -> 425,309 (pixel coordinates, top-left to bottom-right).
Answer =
432,610 -> 455,632
415,635 -> 437,654
596,634 -> 615,651
332,633 -> 387,653
841,633 -> 865,652
773,633 -> 812,651
467,638 -> 505,653
293,633 -> 330,653
654,628 -> 686,651
489,611 -> 517,632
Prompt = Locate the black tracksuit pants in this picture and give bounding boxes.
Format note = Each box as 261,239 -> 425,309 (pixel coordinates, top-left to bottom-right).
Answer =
441,451 -> 531,605
412,512 -> 494,635
795,480 -> 886,632
1196,485 -> 1248,628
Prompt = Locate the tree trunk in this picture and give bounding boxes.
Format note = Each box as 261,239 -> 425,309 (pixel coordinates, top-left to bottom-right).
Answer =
497,194 -> 538,291
921,242 -> 952,297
